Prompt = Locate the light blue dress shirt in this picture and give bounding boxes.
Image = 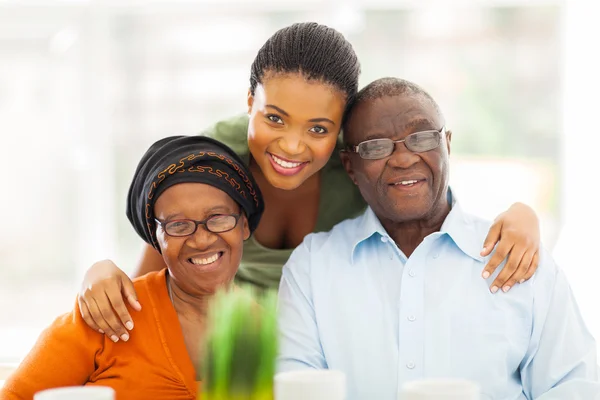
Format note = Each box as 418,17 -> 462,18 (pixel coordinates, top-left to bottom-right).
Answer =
277,201 -> 599,400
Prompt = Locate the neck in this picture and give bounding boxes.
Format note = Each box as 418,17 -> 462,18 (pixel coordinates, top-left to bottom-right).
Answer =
167,274 -> 213,320
381,197 -> 451,258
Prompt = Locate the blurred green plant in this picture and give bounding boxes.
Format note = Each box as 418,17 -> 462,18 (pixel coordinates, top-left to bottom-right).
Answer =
201,288 -> 278,400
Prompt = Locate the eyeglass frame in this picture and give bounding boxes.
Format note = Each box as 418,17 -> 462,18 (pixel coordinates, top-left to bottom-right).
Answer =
154,213 -> 242,237
345,126 -> 446,160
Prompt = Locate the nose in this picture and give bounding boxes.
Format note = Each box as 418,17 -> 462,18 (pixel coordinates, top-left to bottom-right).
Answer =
278,130 -> 306,156
186,225 -> 218,250
387,142 -> 420,169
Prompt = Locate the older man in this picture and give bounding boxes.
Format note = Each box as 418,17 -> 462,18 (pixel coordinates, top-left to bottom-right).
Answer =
277,78 -> 598,400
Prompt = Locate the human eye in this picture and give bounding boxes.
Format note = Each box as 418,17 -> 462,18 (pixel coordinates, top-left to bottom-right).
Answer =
266,114 -> 284,125
309,125 -> 328,135
166,220 -> 193,235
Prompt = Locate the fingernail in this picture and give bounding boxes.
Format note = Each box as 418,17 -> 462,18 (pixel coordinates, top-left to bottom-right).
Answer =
126,321 -> 134,330
120,333 -> 129,342
491,286 -> 499,294
482,271 -> 490,279
480,247 -> 487,255
110,335 -> 119,343
519,279 -> 525,284
98,329 -> 104,334
503,285 -> 510,293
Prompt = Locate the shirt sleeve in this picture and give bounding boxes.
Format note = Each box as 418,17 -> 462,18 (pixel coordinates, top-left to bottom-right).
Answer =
520,250 -> 600,399
277,236 -> 328,372
1,299 -> 104,400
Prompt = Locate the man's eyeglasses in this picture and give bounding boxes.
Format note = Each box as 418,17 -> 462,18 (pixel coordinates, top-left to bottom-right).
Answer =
346,126 -> 445,160
155,214 -> 242,237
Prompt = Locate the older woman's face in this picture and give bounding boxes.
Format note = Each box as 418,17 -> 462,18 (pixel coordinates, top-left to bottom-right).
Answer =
153,182 -> 250,296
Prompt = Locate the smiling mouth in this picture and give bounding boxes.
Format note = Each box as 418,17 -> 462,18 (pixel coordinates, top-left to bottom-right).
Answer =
393,179 -> 422,187
188,252 -> 223,266
269,153 -> 307,169
267,153 -> 309,176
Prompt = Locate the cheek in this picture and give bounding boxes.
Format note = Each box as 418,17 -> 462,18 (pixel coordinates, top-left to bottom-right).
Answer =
156,231 -> 183,261
306,136 -> 338,164
247,117 -> 275,150
223,230 -> 245,257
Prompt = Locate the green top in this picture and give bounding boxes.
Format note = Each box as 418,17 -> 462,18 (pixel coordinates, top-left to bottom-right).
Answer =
200,114 -> 366,289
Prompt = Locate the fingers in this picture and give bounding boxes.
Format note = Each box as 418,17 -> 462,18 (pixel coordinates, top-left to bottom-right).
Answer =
522,252 -> 539,282
84,297 -> 119,341
511,250 -> 535,285
490,247 -> 528,293
79,300 -> 103,334
95,294 -> 130,342
480,220 -> 502,257
105,286 -> 135,332
481,240 -> 512,282
122,279 -> 142,312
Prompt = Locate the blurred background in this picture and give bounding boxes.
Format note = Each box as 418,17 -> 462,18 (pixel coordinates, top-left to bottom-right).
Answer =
0,0 -> 598,367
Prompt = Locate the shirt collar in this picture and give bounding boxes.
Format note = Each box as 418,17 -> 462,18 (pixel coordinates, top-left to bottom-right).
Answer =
440,194 -> 484,262
350,189 -> 483,263
350,207 -> 391,263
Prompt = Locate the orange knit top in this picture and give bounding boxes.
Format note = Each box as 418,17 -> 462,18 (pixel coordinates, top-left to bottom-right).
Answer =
1,269 -> 200,400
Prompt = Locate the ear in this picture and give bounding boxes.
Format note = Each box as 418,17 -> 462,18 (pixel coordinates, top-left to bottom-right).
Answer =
445,129 -> 452,155
247,89 -> 254,115
340,150 -> 359,186
241,214 -> 251,240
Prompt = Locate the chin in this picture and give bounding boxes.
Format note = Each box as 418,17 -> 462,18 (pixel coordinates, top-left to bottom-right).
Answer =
265,173 -> 305,191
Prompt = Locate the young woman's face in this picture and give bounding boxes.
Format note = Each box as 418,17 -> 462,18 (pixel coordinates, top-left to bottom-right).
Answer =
247,72 -> 347,190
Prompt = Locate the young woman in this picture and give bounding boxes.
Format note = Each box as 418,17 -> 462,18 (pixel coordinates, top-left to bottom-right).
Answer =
78,22 -> 541,343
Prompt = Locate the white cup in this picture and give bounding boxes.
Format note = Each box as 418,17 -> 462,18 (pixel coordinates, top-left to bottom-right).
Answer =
400,379 -> 480,400
34,386 -> 115,400
274,370 -> 346,400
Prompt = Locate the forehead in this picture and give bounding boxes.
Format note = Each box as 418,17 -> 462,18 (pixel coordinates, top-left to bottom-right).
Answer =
347,94 -> 441,141
257,72 -> 347,118
154,183 -> 237,216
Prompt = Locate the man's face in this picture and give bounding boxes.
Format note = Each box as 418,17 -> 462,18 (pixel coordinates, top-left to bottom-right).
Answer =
341,94 -> 451,225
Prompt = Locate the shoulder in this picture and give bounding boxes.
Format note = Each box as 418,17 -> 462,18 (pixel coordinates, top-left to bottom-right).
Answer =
286,213 -> 364,268
199,114 -> 249,160
316,150 -> 366,231
132,269 -> 168,305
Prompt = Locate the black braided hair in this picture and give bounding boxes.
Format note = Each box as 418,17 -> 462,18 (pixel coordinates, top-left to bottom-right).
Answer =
249,22 -> 361,104
343,77 -> 444,140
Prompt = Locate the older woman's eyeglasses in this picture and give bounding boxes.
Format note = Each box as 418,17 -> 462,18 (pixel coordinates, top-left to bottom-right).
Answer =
155,214 -> 242,237
347,126 -> 445,160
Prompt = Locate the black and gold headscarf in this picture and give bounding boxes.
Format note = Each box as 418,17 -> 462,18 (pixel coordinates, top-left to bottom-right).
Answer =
126,135 -> 264,252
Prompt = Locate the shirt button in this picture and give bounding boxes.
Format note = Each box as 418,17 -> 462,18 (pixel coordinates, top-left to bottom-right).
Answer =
407,315 -> 416,322
381,236 -> 388,243
432,252 -> 440,259
406,362 -> 416,369
408,269 -> 416,277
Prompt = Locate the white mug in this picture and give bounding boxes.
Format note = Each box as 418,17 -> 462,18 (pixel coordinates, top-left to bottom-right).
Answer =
34,386 -> 115,400
274,370 -> 346,400
400,379 -> 480,400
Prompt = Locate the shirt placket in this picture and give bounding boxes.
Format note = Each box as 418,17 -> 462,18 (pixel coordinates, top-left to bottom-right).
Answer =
396,241 -> 429,391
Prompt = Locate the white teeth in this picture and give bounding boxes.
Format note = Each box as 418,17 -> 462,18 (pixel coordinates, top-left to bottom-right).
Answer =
189,253 -> 221,265
395,180 -> 419,186
271,154 -> 302,169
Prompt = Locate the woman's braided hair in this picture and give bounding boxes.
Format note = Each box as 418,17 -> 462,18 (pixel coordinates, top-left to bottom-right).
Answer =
249,22 -> 361,104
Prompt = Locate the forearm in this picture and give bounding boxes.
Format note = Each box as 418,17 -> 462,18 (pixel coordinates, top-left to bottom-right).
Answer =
132,244 -> 166,278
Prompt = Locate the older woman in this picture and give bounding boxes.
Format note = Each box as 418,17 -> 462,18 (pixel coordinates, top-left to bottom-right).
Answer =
1,136 -> 264,400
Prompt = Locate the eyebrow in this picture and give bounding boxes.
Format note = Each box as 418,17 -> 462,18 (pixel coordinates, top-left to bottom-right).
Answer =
266,104 -> 289,116
403,118 -> 437,132
361,118 -> 437,142
266,104 -> 336,125
162,206 -> 234,221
